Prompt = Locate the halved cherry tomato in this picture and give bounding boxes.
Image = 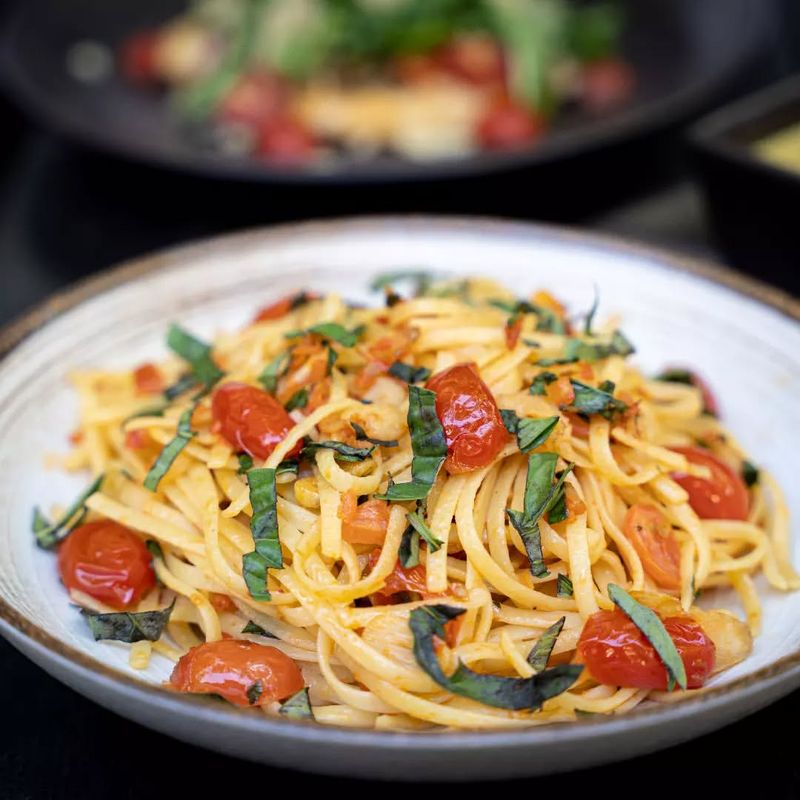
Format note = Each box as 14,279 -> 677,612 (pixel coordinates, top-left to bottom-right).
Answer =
170,639 -> 303,707
209,593 -> 238,613
211,382 -> 301,460
581,58 -> 635,112
120,31 -> 160,84
256,116 -> 316,165
133,363 -> 164,395
340,494 -> 390,545
623,505 -> 681,589
368,549 -> 429,605
565,411 -> 590,439
439,35 -> 506,86
58,520 -> 155,610
476,99 -> 544,150
353,330 -> 416,394
577,609 -> 715,690
217,71 -> 288,129
426,363 -> 509,474
253,291 -> 317,323
504,315 -> 523,349
546,375 -> 575,407
670,446 -> 749,521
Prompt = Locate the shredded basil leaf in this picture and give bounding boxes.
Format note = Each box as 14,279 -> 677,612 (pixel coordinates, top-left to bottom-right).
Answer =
163,373 -> 199,401
280,687 -> 314,720
407,510 -> 442,553
325,344 -> 338,374
370,271 -> 432,295
242,620 -> 276,638
284,388 -> 308,412
399,525 -> 420,568
410,605 -> 581,710
388,361 -> 431,384
285,322 -> 361,348
258,351 -> 290,394
529,371 -> 558,396
32,474 -> 104,550
538,331 -> 635,367
567,379 -> 627,419
376,386 -> 446,501
527,617 -> 565,672
500,410 -> 559,453
583,289 -> 600,336
556,573 -> 573,597
276,460 -> 299,478
607,583 -> 687,691
242,468 -> 281,602
166,324 -> 224,388
300,440 -> 375,463
236,453 -> 254,474
742,460 -> 759,487
144,401 -> 199,491
80,600 -> 174,643
350,422 -> 398,448
500,409 -> 519,434
656,368 -> 693,385
489,299 -> 566,335
246,681 -> 263,705
146,539 -> 164,560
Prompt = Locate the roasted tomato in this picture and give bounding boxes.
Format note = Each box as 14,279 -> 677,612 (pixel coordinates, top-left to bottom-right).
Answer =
256,116 -> 316,165
120,31 -> 160,84
340,494 -> 390,546
170,639 -> 304,707
253,291 -> 316,323
623,505 -> 681,590
476,99 -> 544,149
211,382 -> 301,460
368,549 -> 429,605
504,315 -> 523,349
546,375 -> 575,407
577,609 -> 715,690
216,71 -> 288,129
671,446 -> 749,521
133,363 -> 164,395
58,520 -> 155,609
426,363 -> 509,473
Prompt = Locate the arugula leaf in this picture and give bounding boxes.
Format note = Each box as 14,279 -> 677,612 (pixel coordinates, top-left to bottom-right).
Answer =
410,605 -> 581,710
742,460 -> 759,487
242,468 -> 281,602
607,584 -> 687,691
300,440 -> 375,463
166,324 -> 224,389
567,379 -> 627,419
406,510 -> 442,553
527,617 -> 565,672
556,573 -> 573,597
247,681 -> 263,705
530,371 -> 558,396
32,474 -> 104,550
237,453 -> 254,474
350,422 -> 398,448
285,322 -> 361,348
80,600 -> 174,643
242,620 -> 278,638
280,687 -> 314,720
258,351 -> 290,394
284,388 -> 308,412
376,386 -> 446,501
399,525 -> 420,568
143,401 -> 198,492
388,361 -> 431,384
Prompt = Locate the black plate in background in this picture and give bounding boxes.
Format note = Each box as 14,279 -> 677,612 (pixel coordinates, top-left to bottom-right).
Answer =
0,0 -> 774,187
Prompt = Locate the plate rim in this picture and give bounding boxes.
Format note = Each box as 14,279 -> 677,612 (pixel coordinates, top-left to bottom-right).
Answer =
2,214 -> 800,752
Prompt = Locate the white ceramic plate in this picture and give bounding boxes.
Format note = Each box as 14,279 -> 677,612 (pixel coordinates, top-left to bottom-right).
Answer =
1,217 -> 799,781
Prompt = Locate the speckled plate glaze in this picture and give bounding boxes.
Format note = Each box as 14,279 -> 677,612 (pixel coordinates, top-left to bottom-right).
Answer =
0,217 -> 799,781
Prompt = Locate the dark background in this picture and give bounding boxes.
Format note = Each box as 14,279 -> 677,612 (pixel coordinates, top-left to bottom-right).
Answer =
1,0 -> 800,797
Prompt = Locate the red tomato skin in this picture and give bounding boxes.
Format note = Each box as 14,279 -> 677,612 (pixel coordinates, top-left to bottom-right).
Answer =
671,446 -> 749,521
439,36 -> 506,86
623,505 -> 681,590
256,116 -> 316,165
211,382 -> 301,460
577,609 -> 715,690
216,71 -> 288,129
170,640 -> 304,707
133,363 -> 164,395
58,520 -> 155,610
426,363 -> 510,474
476,99 -> 544,149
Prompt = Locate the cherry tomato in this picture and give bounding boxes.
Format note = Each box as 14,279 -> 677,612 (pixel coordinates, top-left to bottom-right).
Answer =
565,411 -> 590,439
256,116 -> 316,165
546,375 -> 575,407
504,315 -> 523,349
439,35 -> 506,86
217,71 -> 288,129
133,363 -> 164,395
368,551 -> 429,605
476,99 -> 544,150
120,31 -> 160,84
671,446 -> 749,521
426,363 -> 510,474
581,58 -> 635,112
253,291 -> 317,323
125,429 -> 150,450
170,639 -> 304,707
340,494 -> 389,546
58,520 -> 155,610
211,382 -> 301,460
623,505 -> 681,589
577,609 -> 715,690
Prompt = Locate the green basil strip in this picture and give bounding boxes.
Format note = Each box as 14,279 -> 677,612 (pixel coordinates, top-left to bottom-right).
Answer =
247,681 -> 263,705
325,344 -> 338,374
276,460 -> 299,479
388,361 -> 431,384
517,416 -> 559,453
556,573 -> 573,597
399,525 -> 420,568
656,368 -> 693,385
242,620 -> 278,638
350,422 -> 398,448
607,583 -> 687,691
242,468 -> 281,602
527,617 -> 566,672
167,324 -> 224,388
280,687 -> 314,720
284,388 -> 308,412
258,351 -> 291,394
369,270 -> 432,295
538,331 -> 635,367
300,440 -> 375,463
237,453 -> 254,474
500,409 -> 519,434
80,600 -> 175,644
146,539 -> 164,560
530,371 -> 558,396
546,483 -> 569,524
568,379 -> 627,419
742,460 -> 759,487
406,510 -> 442,552
33,474 -> 104,550
285,322 -> 361,348
144,402 -> 198,492
410,605 -> 582,710
583,290 -> 600,335
507,510 -> 548,578
489,299 -> 566,335
376,386 -> 446,502
163,373 -> 199,402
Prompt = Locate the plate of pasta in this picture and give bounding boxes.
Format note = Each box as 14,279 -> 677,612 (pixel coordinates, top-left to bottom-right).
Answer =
1,217 -> 799,780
